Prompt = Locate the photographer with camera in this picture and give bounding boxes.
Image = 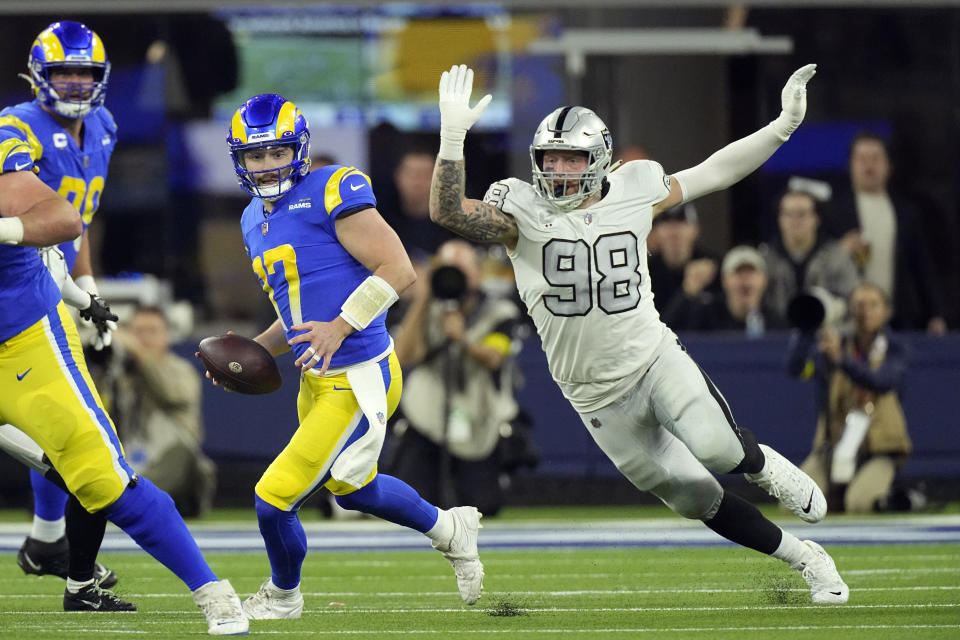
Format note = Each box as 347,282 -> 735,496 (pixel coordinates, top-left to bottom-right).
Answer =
760,190 -> 861,324
94,306 -> 217,518
391,240 -> 524,516
786,282 -> 916,513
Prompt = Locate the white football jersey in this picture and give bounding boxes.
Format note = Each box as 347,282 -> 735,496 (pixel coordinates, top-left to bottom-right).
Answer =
484,160 -> 672,412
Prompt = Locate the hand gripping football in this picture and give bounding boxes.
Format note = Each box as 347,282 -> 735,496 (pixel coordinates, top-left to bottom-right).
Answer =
197,334 -> 282,394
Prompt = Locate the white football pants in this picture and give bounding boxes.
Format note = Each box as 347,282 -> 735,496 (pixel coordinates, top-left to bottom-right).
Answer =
577,331 -> 747,520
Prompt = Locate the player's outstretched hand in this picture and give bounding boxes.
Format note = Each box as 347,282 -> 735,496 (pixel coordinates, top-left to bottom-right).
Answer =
781,64 -> 816,120
289,319 -> 352,376
772,63 -> 816,140
438,64 -> 492,158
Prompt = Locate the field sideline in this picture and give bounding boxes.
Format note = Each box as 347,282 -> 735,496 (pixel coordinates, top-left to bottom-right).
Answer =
0,506 -> 957,639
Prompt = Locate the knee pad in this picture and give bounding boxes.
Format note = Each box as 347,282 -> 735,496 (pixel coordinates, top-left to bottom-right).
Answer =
653,476 -> 723,520
255,467 -> 306,511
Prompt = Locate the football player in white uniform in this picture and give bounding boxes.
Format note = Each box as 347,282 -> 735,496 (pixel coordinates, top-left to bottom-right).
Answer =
428,64 -> 848,604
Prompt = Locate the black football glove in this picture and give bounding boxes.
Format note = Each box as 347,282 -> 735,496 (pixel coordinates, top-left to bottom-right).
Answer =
78,294 -> 118,351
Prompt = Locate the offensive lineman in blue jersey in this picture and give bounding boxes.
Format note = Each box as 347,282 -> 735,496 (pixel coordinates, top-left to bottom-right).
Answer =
0,116 -> 249,640
0,20 -> 125,607
219,94 -> 484,618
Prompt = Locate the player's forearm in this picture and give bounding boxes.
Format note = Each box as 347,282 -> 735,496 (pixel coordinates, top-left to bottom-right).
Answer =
673,125 -> 784,203
430,159 -> 517,245
0,198 -> 81,247
430,158 -> 467,227
370,261 -> 417,299
255,320 -> 291,357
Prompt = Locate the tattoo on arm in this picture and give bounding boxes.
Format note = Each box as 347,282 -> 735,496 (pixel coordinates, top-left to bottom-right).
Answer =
430,158 -> 518,245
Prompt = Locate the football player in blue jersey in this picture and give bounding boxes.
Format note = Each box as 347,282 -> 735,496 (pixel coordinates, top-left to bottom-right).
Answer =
0,20 -> 125,605
217,94 -> 484,618
0,133 -> 248,633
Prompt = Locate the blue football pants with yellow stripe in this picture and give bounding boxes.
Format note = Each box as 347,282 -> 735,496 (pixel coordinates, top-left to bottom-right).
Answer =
254,352 -> 439,589
0,304 -> 217,590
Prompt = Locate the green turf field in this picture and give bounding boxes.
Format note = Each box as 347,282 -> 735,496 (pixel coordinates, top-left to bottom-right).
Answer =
1,530 -> 958,638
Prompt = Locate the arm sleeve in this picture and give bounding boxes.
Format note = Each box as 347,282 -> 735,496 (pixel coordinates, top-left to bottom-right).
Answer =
672,124 -> 784,203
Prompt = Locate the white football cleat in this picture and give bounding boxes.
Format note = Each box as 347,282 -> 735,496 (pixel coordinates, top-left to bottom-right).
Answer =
192,579 -> 249,635
746,444 -> 827,523
432,506 -> 484,605
797,540 -> 849,604
242,578 -> 304,619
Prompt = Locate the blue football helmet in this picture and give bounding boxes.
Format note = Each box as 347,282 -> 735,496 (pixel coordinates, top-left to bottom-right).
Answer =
227,94 -> 311,201
26,21 -> 110,119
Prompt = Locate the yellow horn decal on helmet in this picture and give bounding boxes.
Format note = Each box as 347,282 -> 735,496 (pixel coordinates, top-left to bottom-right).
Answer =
36,30 -> 65,63
91,32 -> 106,63
231,109 -> 248,144
275,101 -> 298,138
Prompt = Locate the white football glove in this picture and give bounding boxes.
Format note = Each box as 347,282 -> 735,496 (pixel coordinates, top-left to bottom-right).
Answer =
437,64 -> 493,160
770,63 -> 817,141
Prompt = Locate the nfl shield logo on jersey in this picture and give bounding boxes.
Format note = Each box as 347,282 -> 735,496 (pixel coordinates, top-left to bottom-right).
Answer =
376,411 -> 386,425
584,212 -> 593,225
261,222 -> 269,236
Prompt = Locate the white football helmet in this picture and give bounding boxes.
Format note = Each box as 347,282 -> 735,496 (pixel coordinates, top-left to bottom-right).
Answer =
529,106 -> 613,210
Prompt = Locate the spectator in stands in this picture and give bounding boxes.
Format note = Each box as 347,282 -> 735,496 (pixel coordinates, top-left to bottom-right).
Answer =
786,282 -> 915,513
104,306 -> 216,517
663,245 -> 786,335
387,148 -> 456,262
648,202 -> 720,315
391,240 -> 524,516
825,132 -> 947,334
760,189 -> 861,321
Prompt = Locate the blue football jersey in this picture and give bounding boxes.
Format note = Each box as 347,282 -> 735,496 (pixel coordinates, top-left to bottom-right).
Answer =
241,165 -> 391,369
0,245 -> 60,343
0,101 -> 117,271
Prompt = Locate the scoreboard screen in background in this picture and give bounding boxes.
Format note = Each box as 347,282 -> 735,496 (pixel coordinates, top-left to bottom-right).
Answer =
212,6 -> 523,131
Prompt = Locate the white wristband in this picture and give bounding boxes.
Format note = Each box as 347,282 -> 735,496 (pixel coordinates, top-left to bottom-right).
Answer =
770,111 -> 800,142
438,135 -> 465,161
340,275 -> 399,331
75,274 -> 98,295
0,217 -> 25,245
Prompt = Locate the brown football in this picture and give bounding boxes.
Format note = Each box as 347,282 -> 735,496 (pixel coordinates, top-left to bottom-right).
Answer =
197,334 -> 282,395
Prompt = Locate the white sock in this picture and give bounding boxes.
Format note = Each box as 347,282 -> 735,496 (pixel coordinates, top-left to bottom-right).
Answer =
268,579 -> 300,595
66,577 -> 94,594
772,530 -> 811,570
31,515 -> 65,543
425,508 -> 454,545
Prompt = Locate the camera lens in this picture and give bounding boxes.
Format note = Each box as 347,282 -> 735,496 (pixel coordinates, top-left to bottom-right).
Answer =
431,265 -> 467,300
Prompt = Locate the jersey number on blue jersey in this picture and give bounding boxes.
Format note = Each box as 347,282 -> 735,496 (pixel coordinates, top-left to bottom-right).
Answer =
252,243 -> 303,330
542,232 -> 642,317
57,175 -> 104,225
